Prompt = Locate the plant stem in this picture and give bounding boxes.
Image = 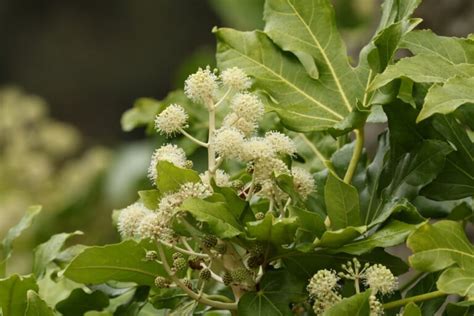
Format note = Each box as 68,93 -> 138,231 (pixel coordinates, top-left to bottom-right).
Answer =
343,127 -> 364,184
383,290 -> 446,310
207,105 -> 216,178
179,128 -> 208,148
157,242 -> 238,310
299,133 -> 334,172
159,239 -> 207,258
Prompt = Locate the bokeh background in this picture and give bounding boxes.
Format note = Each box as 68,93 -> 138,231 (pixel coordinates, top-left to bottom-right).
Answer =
0,0 -> 473,273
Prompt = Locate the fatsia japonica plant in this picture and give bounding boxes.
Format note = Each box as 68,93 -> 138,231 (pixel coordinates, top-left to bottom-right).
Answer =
1,0 -> 473,315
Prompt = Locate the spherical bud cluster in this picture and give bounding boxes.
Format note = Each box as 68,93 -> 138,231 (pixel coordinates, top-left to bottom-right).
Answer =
222,271 -> 233,286
199,268 -> 211,281
308,270 -> 341,315
182,278 -> 193,290
154,276 -> 170,288
265,131 -> 296,156
222,113 -> 257,136
363,264 -> 398,295
255,212 -> 265,220
173,257 -> 187,272
184,66 -> 218,104
172,252 -> 184,260
179,182 -> 212,200
213,127 -> 245,158
369,295 -> 384,316
148,144 -> 187,184
202,234 -> 218,248
200,169 -> 232,187
239,137 -> 275,161
137,212 -> 164,240
154,104 -> 188,136
230,93 -> 264,122
292,167 -> 315,199
231,268 -> 251,283
253,158 -> 289,182
221,67 -> 252,91
117,202 -> 150,238
145,250 -> 158,261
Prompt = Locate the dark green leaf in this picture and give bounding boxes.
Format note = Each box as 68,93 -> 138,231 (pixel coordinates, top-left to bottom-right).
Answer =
156,161 -> 200,193
406,273 -> 445,316
325,172 -> 361,229
0,274 -> 38,316
55,288 -> 109,316
246,213 -> 298,245
323,290 -> 371,316
317,226 -> 366,249
445,300 -> 474,316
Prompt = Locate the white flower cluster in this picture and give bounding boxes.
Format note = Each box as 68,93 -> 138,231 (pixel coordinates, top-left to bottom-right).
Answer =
200,169 -> 232,187
184,66 -> 218,105
220,67 -> 252,91
155,104 -> 188,136
148,144 -> 188,184
307,269 -> 342,315
363,264 -> 398,295
222,92 -> 264,136
117,181 -> 212,242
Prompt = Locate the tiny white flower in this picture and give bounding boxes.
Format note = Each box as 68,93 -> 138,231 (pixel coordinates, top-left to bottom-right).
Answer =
154,104 -> 188,136
220,67 -> 252,91
117,202 -> 150,238
200,170 -> 232,187
222,113 -> 257,136
148,144 -> 187,184
369,295 -> 384,316
363,264 -> 398,295
178,182 -> 212,200
137,212 -> 165,240
265,131 -> 296,156
239,137 -> 276,161
307,269 -> 339,298
184,66 -> 218,104
213,127 -> 245,158
230,92 -> 264,122
291,167 -> 315,199
253,158 -> 289,182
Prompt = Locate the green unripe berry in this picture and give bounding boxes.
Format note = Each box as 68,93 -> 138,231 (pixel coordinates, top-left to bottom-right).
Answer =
231,268 -> 251,282
202,235 -> 218,248
199,268 -> 211,281
173,257 -> 187,271
172,252 -> 184,261
255,212 -> 265,220
222,271 -> 233,286
232,179 -> 244,189
184,160 -> 194,169
154,276 -> 169,288
145,250 -> 158,261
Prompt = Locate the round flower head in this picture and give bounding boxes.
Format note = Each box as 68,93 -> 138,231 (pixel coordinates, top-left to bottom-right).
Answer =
363,264 -> 398,295
158,193 -> 183,214
148,144 -> 187,184
239,137 -> 276,161
200,169 -> 232,187
230,92 -> 264,122
184,66 -> 218,104
117,202 -> 150,238
220,67 -> 252,91
292,167 -> 315,199
307,269 -> 339,298
178,182 -> 212,200
155,104 -> 188,136
253,158 -> 289,183
265,131 -> 296,156
137,212 -> 164,240
222,113 -> 257,136
213,127 -> 245,158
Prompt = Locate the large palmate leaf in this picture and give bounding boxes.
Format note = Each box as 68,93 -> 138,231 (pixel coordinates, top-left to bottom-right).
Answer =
64,240 -> 166,286
237,269 -> 305,316
437,268 -> 474,297
401,30 -> 474,65
422,115 -> 474,200
407,221 -> 474,272
418,77 -> 474,122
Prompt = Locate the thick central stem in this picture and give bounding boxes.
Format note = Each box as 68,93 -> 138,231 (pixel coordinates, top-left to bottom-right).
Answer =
383,290 -> 446,310
343,127 -> 364,184
208,106 -> 216,178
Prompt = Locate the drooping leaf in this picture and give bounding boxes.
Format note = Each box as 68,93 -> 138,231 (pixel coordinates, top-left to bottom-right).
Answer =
156,161 -> 200,193
121,98 -> 162,132
369,54 -> 474,91
24,290 -> 55,316
0,205 -> 41,276
323,290 -> 371,316
246,212 -> 298,246
422,114 -> 474,200
316,226 -> 366,249
64,240 -> 166,286
33,230 -> 83,278
324,172 -> 361,230
406,273 -> 445,316
215,28 -> 355,132
55,288 -> 109,316
237,269 -> 305,316
0,274 -> 38,316
437,267 -> 474,297
334,220 -> 418,255
181,196 -> 243,239
407,220 -> 474,272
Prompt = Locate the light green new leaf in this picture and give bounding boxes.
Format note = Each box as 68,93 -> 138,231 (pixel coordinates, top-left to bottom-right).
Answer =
64,240 -> 166,286
323,290 -> 371,316
121,98 -> 162,132
402,302 -> 422,316
237,269 -> 305,316
407,221 -> 474,272
264,0 -> 361,109
156,161 -> 200,193
401,30 -> 474,65
437,267 -> 474,297
0,205 -> 41,276
325,172 -> 361,229
0,274 -> 38,316
316,226 -> 366,249
181,197 -> 242,239
369,54 -> 474,91
33,230 -> 83,278
56,288 -> 109,316
25,290 -> 55,316
215,28 -> 354,132
418,77 -> 474,122
334,220 -> 417,255
246,212 -> 298,245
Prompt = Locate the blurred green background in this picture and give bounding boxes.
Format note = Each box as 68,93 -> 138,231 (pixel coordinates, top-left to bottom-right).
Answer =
0,0 -> 472,273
